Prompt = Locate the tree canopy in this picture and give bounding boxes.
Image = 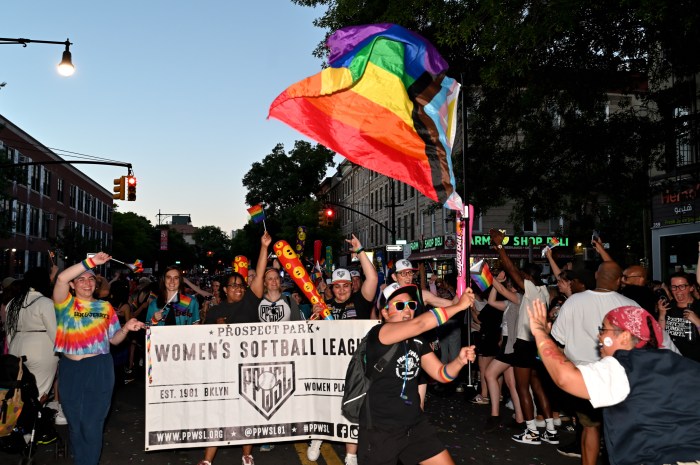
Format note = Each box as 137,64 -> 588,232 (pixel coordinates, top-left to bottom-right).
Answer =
291,0 -> 700,255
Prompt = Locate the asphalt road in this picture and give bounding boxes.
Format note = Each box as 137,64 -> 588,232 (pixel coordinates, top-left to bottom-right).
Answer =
12,376 -> 578,465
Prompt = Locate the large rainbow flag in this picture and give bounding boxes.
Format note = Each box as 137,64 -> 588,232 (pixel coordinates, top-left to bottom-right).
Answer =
269,23 -> 463,211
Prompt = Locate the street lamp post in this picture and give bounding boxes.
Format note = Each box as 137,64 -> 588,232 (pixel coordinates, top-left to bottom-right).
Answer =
0,37 -> 75,76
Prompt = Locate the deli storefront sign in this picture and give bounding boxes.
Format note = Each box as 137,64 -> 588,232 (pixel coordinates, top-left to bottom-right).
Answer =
471,235 -> 569,248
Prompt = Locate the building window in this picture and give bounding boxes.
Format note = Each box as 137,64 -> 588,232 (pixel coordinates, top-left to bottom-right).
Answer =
29,207 -> 40,236
397,182 -> 401,203
69,185 -> 77,208
403,183 -> 408,201
549,216 -> 564,234
57,179 -> 65,204
410,213 -> 415,240
41,212 -> 50,239
397,217 -> 402,240
472,213 -> 483,233
523,205 -> 537,233
675,107 -> 696,167
42,169 -> 51,196
16,203 -> 27,235
30,166 -> 40,192
431,212 -> 436,236
77,189 -> 84,212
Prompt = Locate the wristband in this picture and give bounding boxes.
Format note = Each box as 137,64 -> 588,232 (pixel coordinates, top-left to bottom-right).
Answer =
439,365 -> 456,382
495,244 -> 503,250
151,315 -> 160,325
430,307 -> 449,326
81,257 -> 96,271
355,247 -> 364,254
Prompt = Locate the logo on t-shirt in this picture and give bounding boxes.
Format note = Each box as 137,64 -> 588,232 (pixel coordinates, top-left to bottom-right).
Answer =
395,349 -> 420,380
259,300 -> 289,323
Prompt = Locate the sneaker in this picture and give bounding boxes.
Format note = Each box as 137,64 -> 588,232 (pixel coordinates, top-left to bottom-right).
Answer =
259,444 -> 274,452
242,455 -> 254,465
345,454 -> 358,465
541,430 -> 560,445
53,404 -> 68,426
483,416 -> 500,433
470,394 -> 490,405
124,368 -> 135,384
307,440 -> 322,461
512,429 -> 541,445
37,431 -> 58,445
557,441 -> 582,458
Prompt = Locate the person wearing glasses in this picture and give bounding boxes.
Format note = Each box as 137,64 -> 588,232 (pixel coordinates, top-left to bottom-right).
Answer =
197,232 -> 270,465
657,272 -> 700,362
530,301 -> 700,465
357,283 -> 476,465
619,265 -> 658,319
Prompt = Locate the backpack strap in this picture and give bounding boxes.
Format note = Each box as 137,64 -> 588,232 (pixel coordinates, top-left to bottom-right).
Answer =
364,341 -> 399,429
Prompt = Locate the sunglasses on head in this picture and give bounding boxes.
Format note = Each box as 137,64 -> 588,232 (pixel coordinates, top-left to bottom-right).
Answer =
386,300 -> 418,311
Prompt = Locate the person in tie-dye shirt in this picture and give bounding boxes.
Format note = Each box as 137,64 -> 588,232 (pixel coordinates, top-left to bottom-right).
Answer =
53,252 -> 146,465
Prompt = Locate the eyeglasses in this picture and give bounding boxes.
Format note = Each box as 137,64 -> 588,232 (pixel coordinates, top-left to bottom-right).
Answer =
671,284 -> 690,291
397,270 -> 415,277
387,301 -> 418,311
598,326 -> 624,335
227,282 -> 246,289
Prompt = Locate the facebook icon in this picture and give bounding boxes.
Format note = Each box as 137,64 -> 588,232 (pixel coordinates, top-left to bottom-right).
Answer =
337,424 -> 349,438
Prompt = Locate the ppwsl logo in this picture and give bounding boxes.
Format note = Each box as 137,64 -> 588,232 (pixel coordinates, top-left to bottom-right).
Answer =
239,362 -> 295,420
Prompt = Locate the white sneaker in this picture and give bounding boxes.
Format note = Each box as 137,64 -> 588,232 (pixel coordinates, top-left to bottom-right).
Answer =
307,440 -> 322,462
345,454 -> 358,465
53,403 -> 68,425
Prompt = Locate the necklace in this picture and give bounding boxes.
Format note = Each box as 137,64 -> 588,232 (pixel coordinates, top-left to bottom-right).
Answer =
594,287 -> 613,292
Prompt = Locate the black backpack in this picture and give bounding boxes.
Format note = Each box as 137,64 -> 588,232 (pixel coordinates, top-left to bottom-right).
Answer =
341,334 -> 398,425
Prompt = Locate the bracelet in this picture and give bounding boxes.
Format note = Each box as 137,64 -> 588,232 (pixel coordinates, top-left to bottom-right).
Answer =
151,315 -> 160,325
430,307 -> 449,326
495,244 -> 503,250
81,257 -> 96,271
355,247 -> 364,254
439,365 -> 456,382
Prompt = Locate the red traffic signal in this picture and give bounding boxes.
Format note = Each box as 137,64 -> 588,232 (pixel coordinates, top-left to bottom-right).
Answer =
325,208 -> 334,218
126,175 -> 137,201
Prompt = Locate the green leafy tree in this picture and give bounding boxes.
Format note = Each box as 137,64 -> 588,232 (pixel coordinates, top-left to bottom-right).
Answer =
291,0 -> 700,258
52,227 -> 102,266
242,141 -> 335,217
193,225 -> 232,274
111,211 -> 158,269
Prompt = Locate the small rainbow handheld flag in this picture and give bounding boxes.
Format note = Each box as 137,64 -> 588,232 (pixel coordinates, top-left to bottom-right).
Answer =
247,204 -> 266,224
469,260 -> 493,292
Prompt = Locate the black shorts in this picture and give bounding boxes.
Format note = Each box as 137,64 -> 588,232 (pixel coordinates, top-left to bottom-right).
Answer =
495,337 -> 516,364
479,331 -> 501,357
358,416 -> 445,465
510,338 -> 539,369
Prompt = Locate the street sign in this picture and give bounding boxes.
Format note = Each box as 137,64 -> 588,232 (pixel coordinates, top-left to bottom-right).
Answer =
386,245 -> 403,251
396,239 -> 407,245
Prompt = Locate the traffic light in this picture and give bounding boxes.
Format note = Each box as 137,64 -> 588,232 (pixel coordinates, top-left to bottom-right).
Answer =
318,209 -> 327,227
325,208 -> 335,224
113,176 -> 126,200
126,175 -> 137,201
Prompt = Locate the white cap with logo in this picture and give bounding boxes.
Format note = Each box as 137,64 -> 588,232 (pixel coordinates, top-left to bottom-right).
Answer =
332,268 -> 351,283
395,259 -> 417,272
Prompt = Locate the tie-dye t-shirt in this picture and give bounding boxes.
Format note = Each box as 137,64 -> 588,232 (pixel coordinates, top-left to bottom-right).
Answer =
54,294 -> 121,355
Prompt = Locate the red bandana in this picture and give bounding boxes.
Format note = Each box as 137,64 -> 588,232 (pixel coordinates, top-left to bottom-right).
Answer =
606,306 -> 665,349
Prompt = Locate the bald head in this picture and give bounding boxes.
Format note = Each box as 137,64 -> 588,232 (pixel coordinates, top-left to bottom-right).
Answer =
622,265 -> 647,287
595,261 -> 622,291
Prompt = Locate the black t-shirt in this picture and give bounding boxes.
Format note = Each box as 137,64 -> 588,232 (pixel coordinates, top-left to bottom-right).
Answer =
362,325 -> 432,428
664,302 -> 700,362
327,292 -> 372,320
620,285 -> 658,319
205,289 -> 261,324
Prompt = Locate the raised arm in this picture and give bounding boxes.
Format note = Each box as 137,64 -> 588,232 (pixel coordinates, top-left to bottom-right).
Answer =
491,272 -> 521,306
183,277 -> 212,298
528,299 -> 589,399
250,231 -> 272,298
378,289 -> 474,345
489,229 -> 524,291
544,248 -> 562,278
53,252 -> 111,303
347,234 -> 378,302
592,236 -> 614,263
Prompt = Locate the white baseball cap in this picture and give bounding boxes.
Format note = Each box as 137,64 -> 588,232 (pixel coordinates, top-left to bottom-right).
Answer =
380,283 -> 419,307
350,270 -> 361,278
332,268 -> 351,283
395,259 -> 417,272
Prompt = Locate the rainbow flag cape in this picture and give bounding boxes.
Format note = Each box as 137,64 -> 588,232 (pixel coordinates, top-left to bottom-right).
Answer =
247,204 -> 265,224
469,259 -> 493,292
269,23 -> 463,211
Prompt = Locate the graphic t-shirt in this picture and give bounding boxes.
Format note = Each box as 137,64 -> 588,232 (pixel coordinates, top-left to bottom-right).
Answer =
257,295 -> 302,322
327,292 -> 372,320
205,289 -> 261,324
54,294 -> 121,355
146,293 -> 200,326
663,303 -> 700,362
363,325 -> 431,427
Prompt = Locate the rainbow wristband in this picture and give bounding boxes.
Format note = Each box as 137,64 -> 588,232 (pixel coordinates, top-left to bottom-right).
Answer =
81,257 -> 96,271
430,307 -> 449,326
439,365 -> 456,382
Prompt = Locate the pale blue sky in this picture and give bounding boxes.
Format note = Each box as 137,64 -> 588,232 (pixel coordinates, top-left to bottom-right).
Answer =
1,1 -> 327,234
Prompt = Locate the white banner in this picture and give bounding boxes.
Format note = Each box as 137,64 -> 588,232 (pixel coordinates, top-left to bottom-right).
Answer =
145,320 -> 379,450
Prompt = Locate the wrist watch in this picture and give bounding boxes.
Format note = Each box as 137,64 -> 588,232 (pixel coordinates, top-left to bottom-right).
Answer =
495,244 -> 503,249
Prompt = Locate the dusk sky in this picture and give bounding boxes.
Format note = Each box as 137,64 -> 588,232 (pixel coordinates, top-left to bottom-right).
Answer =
2,1 -> 329,234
